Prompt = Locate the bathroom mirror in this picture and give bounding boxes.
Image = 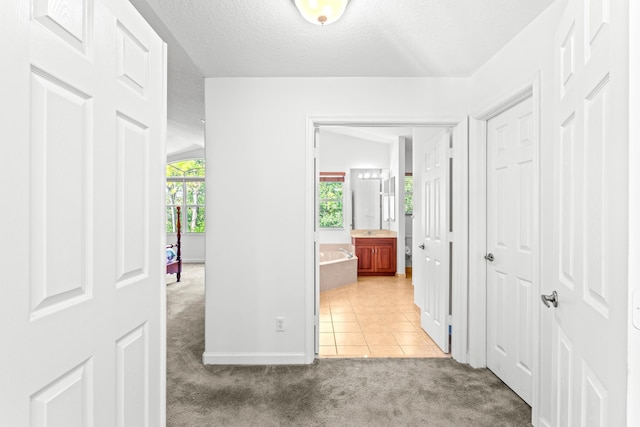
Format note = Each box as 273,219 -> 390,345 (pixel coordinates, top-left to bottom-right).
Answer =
382,178 -> 389,223
351,168 -> 386,230
381,176 -> 396,224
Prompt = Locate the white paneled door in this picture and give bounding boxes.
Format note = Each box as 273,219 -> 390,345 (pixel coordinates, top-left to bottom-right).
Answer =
413,129 -> 450,353
0,0 -> 166,425
486,97 -> 535,406
547,0 -> 627,425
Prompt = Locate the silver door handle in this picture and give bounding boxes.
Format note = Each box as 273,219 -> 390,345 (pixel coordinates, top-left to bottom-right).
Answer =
484,253 -> 494,262
418,244 -> 425,250
541,291 -> 558,308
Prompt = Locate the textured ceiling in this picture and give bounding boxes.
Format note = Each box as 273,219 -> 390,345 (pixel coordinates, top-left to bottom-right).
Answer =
139,0 -> 555,78
130,0 -> 205,156
131,0 -> 557,154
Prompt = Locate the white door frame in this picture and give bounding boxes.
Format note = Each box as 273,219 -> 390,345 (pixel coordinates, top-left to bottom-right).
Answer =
468,72 -> 541,422
629,2 -> 640,424
304,116 -> 468,364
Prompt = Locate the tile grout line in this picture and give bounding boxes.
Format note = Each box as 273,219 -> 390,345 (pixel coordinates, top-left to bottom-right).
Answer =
321,276 -> 449,358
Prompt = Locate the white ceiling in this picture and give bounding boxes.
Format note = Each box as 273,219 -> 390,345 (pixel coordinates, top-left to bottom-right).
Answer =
131,0 -> 557,154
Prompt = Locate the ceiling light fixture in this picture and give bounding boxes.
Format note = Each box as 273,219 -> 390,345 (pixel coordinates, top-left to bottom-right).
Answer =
293,0 -> 350,26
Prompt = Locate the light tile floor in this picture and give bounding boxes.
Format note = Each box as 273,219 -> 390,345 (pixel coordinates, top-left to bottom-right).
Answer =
319,275 -> 450,358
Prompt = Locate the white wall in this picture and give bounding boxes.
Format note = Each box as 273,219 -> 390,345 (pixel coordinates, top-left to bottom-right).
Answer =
166,233 -> 205,263
204,77 -> 468,364
320,130 -> 389,171
389,137 -> 406,275
318,130 -> 389,244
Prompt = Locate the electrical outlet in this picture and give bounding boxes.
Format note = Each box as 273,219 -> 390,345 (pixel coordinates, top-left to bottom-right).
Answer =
276,317 -> 285,332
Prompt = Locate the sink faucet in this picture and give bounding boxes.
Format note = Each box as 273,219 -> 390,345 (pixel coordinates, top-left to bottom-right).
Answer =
339,248 -> 354,258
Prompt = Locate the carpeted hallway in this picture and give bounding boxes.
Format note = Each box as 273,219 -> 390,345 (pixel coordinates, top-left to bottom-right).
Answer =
167,264 -> 531,426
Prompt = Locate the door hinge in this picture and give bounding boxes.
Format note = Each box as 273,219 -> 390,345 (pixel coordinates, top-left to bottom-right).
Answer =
447,147 -> 454,158
313,148 -> 320,158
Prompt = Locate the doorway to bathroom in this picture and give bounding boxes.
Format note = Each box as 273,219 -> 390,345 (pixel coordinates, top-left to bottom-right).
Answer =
311,121 -> 467,359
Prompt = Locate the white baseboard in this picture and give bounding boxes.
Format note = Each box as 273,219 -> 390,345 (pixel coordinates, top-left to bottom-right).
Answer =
202,352 -> 309,365
182,259 -> 205,264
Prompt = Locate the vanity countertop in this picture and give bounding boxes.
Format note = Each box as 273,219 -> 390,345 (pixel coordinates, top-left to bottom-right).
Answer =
350,230 -> 397,238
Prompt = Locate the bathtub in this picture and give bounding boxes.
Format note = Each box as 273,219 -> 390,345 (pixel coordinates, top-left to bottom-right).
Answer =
319,244 -> 358,292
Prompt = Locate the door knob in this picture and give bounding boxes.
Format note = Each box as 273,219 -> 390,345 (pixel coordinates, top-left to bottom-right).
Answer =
418,244 -> 425,250
484,253 -> 494,262
541,291 -> 559,308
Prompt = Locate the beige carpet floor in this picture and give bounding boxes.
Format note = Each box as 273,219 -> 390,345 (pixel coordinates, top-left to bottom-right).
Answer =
167,264 -> 531,426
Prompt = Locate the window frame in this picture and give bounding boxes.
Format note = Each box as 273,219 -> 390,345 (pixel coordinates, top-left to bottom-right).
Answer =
404,173 -> 413,215
319,172 -> 345,229
166,160 -> 205,234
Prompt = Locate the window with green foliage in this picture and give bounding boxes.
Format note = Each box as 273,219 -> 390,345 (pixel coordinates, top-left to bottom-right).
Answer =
166,159 -> 205,233
319,181 -> 344,228
405,175 -> 413,214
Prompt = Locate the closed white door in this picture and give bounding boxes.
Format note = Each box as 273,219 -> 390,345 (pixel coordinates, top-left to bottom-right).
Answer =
414,129 -> 450,353
486,97 -> 535,405
546,0 -> 627,425
0,1 -> 166,425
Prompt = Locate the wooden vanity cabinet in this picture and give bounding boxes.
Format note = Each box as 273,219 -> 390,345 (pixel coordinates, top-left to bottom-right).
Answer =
351,237 -> 397,276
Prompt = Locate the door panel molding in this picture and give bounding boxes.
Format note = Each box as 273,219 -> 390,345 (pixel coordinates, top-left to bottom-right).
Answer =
0,1 -> 167,424
487,96 -> 535,405
548,0 -> 628,424
468,73 -> 541,424
418,129 -> 450,353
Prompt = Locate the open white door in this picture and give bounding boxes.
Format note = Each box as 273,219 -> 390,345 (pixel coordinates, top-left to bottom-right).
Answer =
0,1 -> 166,425
413,128 -> 450,353
547,0 -> 628,425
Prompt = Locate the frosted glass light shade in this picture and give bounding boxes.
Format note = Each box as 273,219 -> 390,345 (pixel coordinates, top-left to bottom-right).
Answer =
294,0 -> 349,25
